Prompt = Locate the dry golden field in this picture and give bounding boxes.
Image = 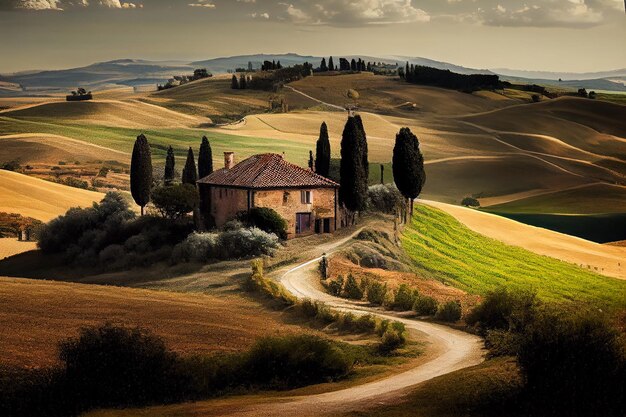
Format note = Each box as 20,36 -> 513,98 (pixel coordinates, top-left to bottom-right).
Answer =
0,238 -> 37,260
0,170 -> 104,221
0,277 -> 314,368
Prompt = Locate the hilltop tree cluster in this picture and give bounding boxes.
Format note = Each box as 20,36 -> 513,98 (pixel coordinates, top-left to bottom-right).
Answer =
261,60 -> 283,71
317,56 -> 374,73
400,63 -> 502,93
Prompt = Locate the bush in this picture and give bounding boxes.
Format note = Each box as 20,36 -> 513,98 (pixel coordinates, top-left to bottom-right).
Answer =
461,197 -> 480,207
171,232 -> 219,263
343,274 -> 364,299
466,288 -> 538,334
518,311 -> 625,417
151,184 -> 199,219
436,300 -> 462,322
241,207 -> 288,240
392,284 -> 418,311
413,295 -> 438,316
59,323 -> 182,410
326,275 -> 344,296
243,335 -> 354,389
366,281 -> 387,305
368,184 -> 404,214
217,227 -> 279,258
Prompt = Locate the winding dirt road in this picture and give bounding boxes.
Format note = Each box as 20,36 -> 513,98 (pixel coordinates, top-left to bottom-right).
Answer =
206,236 -> 484,416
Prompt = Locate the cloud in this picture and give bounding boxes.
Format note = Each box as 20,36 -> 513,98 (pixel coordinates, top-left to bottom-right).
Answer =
475,0 -> 622,27
13,0 -> 62,10
188,0 -> 215,8
266,0 -> 430,25
3,0 -> 142,10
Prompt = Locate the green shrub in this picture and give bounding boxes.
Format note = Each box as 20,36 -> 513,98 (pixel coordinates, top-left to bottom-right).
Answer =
171,232 -> 219,263
436,300 -> 462,322
326,275 -> 344,296
466,288 -> 538,334
242,207 -> 288,240
518,311 -> 625,416
392,284 -> 419,311
368,184 -> 404,214
461,197 -> 480,207
366,281 -> 387,305
379,327 -> 406,354
217,227 -> 280,259
244,335 -> 354,389
151,184 -> 199,219
413,295 -> 438,316
343,274 -> 364,300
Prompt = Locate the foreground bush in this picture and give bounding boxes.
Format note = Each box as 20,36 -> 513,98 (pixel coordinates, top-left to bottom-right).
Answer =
518,312 -> 625,417
151,184 -> 199,219
413,295 -> 438,316
240,207 -> 288,240
436,300 -> 462,322
466,288 -> 538,334
392,284 -> 419,311
39,193 -> 193,270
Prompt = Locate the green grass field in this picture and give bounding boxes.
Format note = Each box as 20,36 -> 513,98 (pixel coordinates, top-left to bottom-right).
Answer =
0,116 -> 312,165
402,205 -> 626,310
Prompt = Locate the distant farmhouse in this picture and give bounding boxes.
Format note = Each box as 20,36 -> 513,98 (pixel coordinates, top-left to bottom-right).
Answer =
198,153 -> 339,238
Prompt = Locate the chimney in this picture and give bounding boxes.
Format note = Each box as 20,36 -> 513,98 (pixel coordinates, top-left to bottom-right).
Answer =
224,152 -> 235,169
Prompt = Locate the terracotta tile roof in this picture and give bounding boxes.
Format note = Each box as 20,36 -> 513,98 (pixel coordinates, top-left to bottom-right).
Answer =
197,153 -> 339,189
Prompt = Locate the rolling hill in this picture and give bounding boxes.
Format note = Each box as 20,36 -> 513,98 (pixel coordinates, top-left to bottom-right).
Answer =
0,170 -> 104,221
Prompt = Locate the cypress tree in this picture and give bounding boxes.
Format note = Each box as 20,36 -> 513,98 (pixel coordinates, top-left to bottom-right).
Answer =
339,117 -> 368,218
350,59 -> 357,71
164,145 -> 175,185
239,74 -> 247,89
130,133 -> 152,215
392,127 -> 426,221
182,147 -> 198,186
231,74 -> 239,89
315,121 -> 331,177
354,114 -> 369,182
198,136 -> 213,179
405,62 -> 410,81
320,58 -> 327,71
308,150 -> 314,170
328,56 -> 335,71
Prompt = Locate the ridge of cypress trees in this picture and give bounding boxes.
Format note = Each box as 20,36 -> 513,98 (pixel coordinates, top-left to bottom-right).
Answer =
198,136 -> 213,179
130,133 -> 153,215
182,147 -> 198,186
392,127 -> 426,221
328,56 -> 335,71
315,121 -> 331,177
164,145 -> 175,186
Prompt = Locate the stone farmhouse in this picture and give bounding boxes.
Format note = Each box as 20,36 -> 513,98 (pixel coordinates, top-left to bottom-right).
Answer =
197,152 -> 340,238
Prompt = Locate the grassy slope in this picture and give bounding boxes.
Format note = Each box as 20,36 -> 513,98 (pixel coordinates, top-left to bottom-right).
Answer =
402,205 -> 626,309
0,276 -> 317,369
0,170 -> 104,221
485,183 -> 626,214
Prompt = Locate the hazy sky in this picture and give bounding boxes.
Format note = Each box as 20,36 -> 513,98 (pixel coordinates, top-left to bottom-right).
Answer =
1,0 -> 625,73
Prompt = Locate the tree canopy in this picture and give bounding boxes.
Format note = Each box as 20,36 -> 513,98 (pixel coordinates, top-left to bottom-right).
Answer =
181,147 -> 197,186
164,145 -> 175,185
339,116 -> 369,214
392,127 -> 426,217
130,134 -> 153,215
315,121 -> 331,177
198,136 -> 213,179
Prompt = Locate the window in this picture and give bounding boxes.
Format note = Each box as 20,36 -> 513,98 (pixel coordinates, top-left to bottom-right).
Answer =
296,213 -> 312,234
301,190 -> 312,204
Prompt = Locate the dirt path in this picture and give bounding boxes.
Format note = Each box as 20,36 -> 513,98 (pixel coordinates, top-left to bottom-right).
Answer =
190,232 -> 484,416
283,85 -> 346,111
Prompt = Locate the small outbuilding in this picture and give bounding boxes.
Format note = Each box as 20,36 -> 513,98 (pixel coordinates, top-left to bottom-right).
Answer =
197,152 -> 340,238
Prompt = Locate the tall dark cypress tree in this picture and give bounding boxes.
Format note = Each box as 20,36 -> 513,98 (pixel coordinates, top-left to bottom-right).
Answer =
130,134 -> 152,215
239,74 -> 247,89
198,136 -> 213,179
308,150 -> 314,170
339,117 -> 368,218
354,114 -> 369,182
392,127 -> 426,221
231,74 -> 239,89
320,58 -> 328,71
164,145 -> 175,185
405,62 -> 410,81
182,147 -> 198,186
328,56 -> 335,71
315,121 -> 331,177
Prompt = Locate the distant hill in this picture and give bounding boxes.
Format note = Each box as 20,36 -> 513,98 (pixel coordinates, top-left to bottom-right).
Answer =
493,68 -> 626,81
3,54 -> 626,96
